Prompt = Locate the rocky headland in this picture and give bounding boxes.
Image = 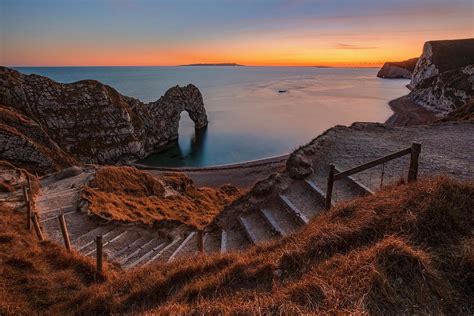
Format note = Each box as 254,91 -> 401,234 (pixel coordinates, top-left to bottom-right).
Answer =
0,67 -> 208,173
407,39 -> 474,114
382,38 -> 474,125
377,57 -> 418,79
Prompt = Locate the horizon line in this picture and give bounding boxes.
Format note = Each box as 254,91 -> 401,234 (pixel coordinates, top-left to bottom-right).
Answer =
5,64 -> 382,68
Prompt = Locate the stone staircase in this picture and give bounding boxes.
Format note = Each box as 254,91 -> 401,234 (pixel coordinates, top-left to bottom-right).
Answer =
215,163 -> 372,251
35,162 -> 372,269
36,169 -> 208,268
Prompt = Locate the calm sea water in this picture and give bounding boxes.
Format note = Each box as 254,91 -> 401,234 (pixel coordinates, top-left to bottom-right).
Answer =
16,66 -> 409,167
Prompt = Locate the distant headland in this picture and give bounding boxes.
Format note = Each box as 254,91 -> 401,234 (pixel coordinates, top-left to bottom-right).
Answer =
180,63 -> 243,66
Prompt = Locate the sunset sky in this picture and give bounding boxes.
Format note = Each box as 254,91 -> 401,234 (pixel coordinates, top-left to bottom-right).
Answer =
1,0 -> 473,67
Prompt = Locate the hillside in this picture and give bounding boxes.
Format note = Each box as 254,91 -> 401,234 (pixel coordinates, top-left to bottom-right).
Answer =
82,166 -> 243,229
1,177 -> 472,314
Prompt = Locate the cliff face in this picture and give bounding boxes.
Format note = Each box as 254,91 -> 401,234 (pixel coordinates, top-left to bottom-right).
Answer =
408,39 -> 474,113
0,67 -> 207,172
377,58 -> 418,79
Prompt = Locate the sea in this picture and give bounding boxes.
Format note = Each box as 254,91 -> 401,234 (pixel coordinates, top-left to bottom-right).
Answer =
15,66 -> 410,167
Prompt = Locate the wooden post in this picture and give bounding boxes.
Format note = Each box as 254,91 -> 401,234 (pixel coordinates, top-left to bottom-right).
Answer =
32,213 -> 44,241
96,235 -> 103,278
27,175 -> 33,197
325,164 -> 335,210
197,230 -> 204,253
26,199 -> 32,231
58,211 -> 71,251
22,186 -> 28,202
408,143 -> 421,182
23,186 -> 31,230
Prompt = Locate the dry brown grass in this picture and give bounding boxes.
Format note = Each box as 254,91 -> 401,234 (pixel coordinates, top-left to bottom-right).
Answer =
1,176 -> 473,315
0,160 -> 40,195
82,166 -> 243,229
0,204 -> 108,315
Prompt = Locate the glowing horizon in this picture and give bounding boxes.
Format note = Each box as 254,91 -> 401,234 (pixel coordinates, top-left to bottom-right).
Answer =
1,0 -> 473,67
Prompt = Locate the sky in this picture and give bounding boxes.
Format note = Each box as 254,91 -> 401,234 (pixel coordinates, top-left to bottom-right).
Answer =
0,0 -> 473,67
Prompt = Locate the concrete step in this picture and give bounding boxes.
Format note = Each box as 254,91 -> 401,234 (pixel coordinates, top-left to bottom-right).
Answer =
168,232 -> 197,262
146,238 -> 183,266
120,238 -> 165,268
78,227 -> 125,254
102,230 -> 143,259
260,205 -> 301,236
36,188 -> 79,202
334,166 -> 374,195
38,205 -> 77,222
239,211 -> 277,244
304,179 -> 327,204
203,229 -> 221,254
226,225 -> 251,251
36,190 -> 79,212
83,228 -> 129,257
220,230 -> 228,254
41,211 -> 98,243
107,235 -> 148,262
279,194 -> 309,225
40,172 -> 92,193
126,239 -> 169,268
72,225 -> 116,250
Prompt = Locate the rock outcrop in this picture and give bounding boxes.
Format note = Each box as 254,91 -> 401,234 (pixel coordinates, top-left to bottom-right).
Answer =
0,67 -> 207,172
377,58 -> 418,79
407,39 -> 474,113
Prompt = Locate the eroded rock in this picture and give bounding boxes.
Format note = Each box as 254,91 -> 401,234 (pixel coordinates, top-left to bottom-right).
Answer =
407,39 -> 474,113
286,152 -> 313,179
0,67 -> 208,171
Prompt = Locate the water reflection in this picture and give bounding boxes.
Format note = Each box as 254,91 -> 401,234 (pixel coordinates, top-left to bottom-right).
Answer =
141,125 -> 208,167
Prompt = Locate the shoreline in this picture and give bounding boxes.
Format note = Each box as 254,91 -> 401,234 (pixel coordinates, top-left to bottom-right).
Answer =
385,95 -> 439,127
139,94 -> 437,188
133,154 -> 288,189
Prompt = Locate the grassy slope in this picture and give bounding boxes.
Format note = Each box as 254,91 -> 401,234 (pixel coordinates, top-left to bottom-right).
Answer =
82,166 -> 243,229
1,177 -> 472,314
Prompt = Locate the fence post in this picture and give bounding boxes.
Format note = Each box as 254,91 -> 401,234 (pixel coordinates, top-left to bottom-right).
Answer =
58,211 -> 72,251
408,143 -> 421,182
22,186 -> 31,230
96,235 -> 103,278
32,213 -> 44,241
27,175 -> 33,196
197,230 -> 204,253
325,164 -> 335,210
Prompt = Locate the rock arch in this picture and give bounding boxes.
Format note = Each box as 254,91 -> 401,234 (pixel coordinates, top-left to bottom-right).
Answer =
0,66 -> 208,167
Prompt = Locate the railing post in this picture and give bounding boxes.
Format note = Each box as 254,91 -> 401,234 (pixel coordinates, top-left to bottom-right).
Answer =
325,164 -> 335,210
58,210 -> 71,252
32,213 -> 44,241
96,235 -> 103,278
23,186 -> 31,230
27,175 -> 33,196
197,230 -> 204,253
408,143 -> 421,182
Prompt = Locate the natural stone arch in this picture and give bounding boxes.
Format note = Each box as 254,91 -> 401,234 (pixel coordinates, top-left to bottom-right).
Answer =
0,66 -> 209,165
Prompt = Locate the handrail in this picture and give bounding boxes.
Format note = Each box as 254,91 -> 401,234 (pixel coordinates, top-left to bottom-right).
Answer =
334,148 -> 411,180
325,142 -> 421,209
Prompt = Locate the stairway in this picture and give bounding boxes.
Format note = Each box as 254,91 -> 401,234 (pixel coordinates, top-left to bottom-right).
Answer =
35,169 -> 210,269
34,160 -> 373,268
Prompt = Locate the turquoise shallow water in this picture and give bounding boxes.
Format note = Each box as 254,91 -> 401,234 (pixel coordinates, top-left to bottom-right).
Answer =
16,66 -> 409,167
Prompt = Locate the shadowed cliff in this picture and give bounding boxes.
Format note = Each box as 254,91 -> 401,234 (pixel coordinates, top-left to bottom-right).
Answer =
0,67 -> 208,173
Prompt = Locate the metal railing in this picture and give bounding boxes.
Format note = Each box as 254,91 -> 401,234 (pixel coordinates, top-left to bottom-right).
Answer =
325,142 -> 421,209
